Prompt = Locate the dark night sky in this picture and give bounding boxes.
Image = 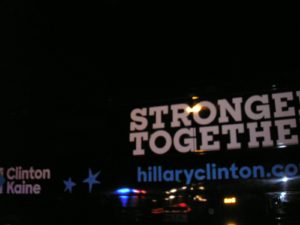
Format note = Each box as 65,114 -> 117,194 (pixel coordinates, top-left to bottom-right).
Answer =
2,1 -> 300,159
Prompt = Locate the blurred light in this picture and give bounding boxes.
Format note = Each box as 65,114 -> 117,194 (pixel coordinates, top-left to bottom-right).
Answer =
170,188 -> 177,193
227,223 -> 237,225
176,203 -> 192,212
191,149 -> 206,153
192,96 -> 199,100
174,202 -> 192,212
169,195 -> 176,200
115,188 -> 146,195
278,144 -> 287,149
282,177 -> 289,182
151,207 -> 164,214
178,202 -> 188,208
119,195 -> 129,207
133,189 -> 140,194
199,186 -> 205,190
193,195 -> 207,202
186,104 -> 202,113
181,186 -> 187,190
280,192 -> 287,201
132,189 -> 147,194
115,188 -> 131,194
224,197 -> 237,205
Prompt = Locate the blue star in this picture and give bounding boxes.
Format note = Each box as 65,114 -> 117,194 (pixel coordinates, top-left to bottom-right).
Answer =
83,168 -> 101,193
0,175 -> 5,186
63,177 -> 76,193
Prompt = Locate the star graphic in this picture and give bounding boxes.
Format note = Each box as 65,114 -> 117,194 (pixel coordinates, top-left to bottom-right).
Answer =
83,168 -> 101,193
0,175 -> 6,186
63,177 -> 76,193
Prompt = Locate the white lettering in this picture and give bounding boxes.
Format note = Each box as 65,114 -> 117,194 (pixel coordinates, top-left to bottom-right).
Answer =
275,119 -> 299,146
199,126 -> 220,151
130,132 -> 148,156
171,104 -> 191,128
173,128 -> 196,153
222,124 -> 244,149
149,130 -> 172,155
247,121 -> 273,148
218,97 -> 243,123
130,108 -> 148,131
272,92 -> 295,118
245,95 -> 271,120
193,101 -> 217,125
149,106 -> 168,129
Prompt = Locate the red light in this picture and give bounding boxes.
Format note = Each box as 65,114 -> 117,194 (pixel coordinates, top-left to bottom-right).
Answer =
133,189 -> 141,194
151,208 -> 164,214
132,189 -> 147,194
178,202 -> 188,208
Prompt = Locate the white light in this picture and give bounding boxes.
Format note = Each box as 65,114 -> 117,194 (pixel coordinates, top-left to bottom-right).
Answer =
169,195 -> 175,199
280,192 -> 287,201
170,188 -> 177,193
278,144 -> 287,149
192,104 -> 202,112
282,177 -> 288,182
186,104 -> 202,113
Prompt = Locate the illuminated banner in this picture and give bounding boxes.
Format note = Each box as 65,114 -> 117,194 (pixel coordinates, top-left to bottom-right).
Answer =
129,90 -> 300,156
0,166 -> 51,195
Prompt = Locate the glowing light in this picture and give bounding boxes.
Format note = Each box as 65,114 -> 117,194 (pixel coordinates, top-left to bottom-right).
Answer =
174,203 -> 192,212
192,96 -> 199,100
191,149 -> 206,153
115,188 -> 131,194
178,202 -> 188,208
193,195 -> 207,202
181,186 -> 187,190
199,186 -> 205,190
119,195 -> 129,207
280,192 -> 287,201
186,104 -> 202,113
170,188 -> 177,193
278,144 -> 287,148
282,177 -> 289,182
224,197 -> 237,205
227,223 -> 237,225
133,189 -> 140,194
115,188 -> 146,195
151,207 -> 164,214
169,195 -> 175,200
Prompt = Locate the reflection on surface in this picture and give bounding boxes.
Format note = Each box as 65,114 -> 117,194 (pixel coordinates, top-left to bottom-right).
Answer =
110,179 -> 300,224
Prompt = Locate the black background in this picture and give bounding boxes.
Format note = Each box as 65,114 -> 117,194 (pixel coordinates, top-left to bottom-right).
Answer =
2,1 -> 300,159
1,2 -> 300,225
